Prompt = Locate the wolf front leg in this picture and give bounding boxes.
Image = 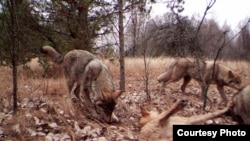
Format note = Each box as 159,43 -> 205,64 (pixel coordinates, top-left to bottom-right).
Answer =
81,86 -> 98,117
181,76 -> 191,93
217,84 -> 228,105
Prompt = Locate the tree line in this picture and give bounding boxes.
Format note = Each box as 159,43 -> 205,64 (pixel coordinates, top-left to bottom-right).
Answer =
125,10 -> 250,60
1,0 -> 249,65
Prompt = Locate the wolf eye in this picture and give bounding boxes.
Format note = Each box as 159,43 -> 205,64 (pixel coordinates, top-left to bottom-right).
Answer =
229,79 -> 241,84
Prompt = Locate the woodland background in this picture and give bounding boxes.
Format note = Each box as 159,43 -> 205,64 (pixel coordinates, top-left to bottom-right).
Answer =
1,0 -> 250,63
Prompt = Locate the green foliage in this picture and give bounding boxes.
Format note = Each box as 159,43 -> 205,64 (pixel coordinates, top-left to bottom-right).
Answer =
0,0 -> 121,65
35,0 -> 116,53
0,0 -> 46,66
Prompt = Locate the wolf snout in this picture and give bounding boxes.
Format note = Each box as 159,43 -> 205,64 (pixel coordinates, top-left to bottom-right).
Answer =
180,99 -> 188,104
103,115 -> 112,124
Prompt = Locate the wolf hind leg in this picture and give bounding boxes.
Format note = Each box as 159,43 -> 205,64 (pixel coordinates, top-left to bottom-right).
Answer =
162,74 -> 186,89
159,73 -> 186,93
67,79 -> 78,100
158,71 -> 172,83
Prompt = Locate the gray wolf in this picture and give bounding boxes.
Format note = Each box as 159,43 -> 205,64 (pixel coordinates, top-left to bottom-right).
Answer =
158,58 -> 242,104
40,46 -> 122,123
138,99 -> 233,141
230,84 -> 250,124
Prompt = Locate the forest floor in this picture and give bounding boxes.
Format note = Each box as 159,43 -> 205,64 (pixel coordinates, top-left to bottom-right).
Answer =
0,57 -> 247,141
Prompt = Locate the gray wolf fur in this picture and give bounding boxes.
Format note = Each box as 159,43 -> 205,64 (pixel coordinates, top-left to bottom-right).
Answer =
158,58 -> 242,104
230,84 -> 250,124
40,46 -> 122,123
138,99 -> 233,141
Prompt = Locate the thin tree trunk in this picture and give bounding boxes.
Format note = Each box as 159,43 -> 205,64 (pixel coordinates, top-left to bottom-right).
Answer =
118,0 -> 125,92
9,0 -> 18,114
12,57 -> 18,114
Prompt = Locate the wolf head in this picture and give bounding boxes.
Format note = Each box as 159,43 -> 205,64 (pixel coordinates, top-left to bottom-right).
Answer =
225,70 -> 242,90
94,90 -> 122,123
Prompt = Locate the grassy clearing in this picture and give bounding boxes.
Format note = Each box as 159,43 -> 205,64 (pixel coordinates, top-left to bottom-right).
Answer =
1,57 -> 249,110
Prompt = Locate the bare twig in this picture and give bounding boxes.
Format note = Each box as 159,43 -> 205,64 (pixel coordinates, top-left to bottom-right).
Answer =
193,0 -> 216,109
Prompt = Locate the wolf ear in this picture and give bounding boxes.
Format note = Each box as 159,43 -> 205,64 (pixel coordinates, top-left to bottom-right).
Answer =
140,107 -> 149,117
102,90 -> 110,100
228,70 -> 235,78
113,90 -> 122,99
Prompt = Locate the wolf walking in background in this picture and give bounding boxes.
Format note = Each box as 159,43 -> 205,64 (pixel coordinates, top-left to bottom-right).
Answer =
158,58 -> 242,104
138,99 -> 233,141
40,46 -> 122,123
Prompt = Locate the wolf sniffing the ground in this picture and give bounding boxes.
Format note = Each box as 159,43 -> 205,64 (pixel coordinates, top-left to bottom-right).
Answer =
157,58 -> 242,104
229,84 -> 250,124
40,45 -> 122,123
138,99 -> 233,141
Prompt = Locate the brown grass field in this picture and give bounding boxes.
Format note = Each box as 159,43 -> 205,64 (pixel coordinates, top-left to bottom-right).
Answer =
0,57 -> 249,140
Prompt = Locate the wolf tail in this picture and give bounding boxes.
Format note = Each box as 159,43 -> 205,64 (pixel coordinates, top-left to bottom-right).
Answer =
157,59 -> 178,82
40,46 -> 63,64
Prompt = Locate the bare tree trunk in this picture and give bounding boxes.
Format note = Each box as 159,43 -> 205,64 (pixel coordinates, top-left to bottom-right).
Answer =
9,0 -> 19,114
131,0 -> 137,57
118,0 -> 125,92
143,47 -> 150,100
11,56 -> 18,114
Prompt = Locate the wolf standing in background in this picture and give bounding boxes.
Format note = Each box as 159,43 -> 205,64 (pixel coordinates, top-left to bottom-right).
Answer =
40,46 -> 122,123
157,58 -> 242,104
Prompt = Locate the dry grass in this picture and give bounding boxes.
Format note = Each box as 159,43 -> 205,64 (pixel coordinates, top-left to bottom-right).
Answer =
106,57 -> 176,81
1,57 -> 249,111
107,57 -> 250,82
